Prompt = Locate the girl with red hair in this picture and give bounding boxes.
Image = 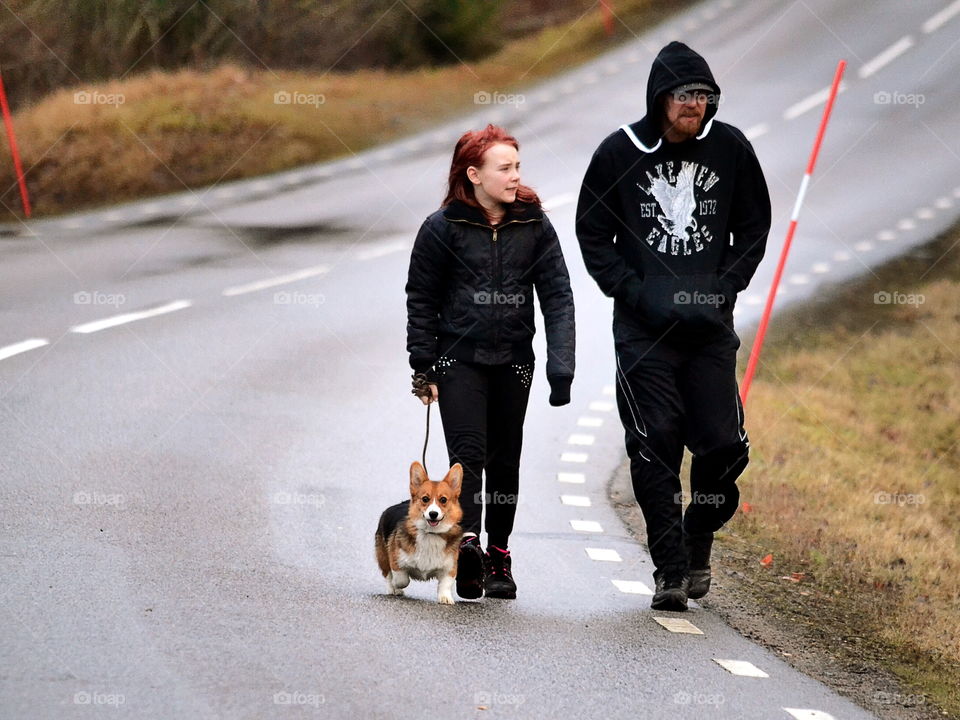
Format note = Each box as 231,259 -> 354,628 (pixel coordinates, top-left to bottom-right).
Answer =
406,124 -> 576,600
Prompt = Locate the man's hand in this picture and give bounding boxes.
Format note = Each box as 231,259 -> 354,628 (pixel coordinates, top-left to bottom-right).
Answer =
419,384 -> 439,405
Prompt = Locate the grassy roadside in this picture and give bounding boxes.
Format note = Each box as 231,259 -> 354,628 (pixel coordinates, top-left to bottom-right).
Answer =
715,224 -> 960,719
610,222 -> 960,719
0,0 -> 691,222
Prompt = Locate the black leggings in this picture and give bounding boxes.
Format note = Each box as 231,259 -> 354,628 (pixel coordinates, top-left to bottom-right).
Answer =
437,359 -> 533,548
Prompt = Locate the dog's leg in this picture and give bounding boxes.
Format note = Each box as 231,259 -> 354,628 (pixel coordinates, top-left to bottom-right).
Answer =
437,573 -> 455,605
385,571 -> 405,596
391,569 -> 410,593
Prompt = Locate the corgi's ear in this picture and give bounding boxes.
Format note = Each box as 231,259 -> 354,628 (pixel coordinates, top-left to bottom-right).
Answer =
410,461 -> 428,496
444,463 -> 463,497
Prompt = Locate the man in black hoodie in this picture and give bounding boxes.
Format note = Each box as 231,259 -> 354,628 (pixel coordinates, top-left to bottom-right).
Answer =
576,42 -> 771,611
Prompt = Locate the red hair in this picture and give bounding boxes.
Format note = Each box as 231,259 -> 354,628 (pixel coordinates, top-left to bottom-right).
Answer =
442,124 -> 541,212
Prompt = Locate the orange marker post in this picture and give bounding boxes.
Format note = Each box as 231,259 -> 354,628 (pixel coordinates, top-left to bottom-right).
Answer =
740,60 -> 846,405
0,70 -> 31,218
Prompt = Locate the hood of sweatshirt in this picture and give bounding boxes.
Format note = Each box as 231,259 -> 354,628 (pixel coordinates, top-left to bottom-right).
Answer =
629,41 -> 722,148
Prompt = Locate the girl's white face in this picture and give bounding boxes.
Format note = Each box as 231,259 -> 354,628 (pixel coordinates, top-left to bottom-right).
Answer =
467,143 -> 520,210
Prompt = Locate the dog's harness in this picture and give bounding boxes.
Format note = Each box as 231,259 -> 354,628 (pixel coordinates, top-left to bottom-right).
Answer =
410,372 -> 433,473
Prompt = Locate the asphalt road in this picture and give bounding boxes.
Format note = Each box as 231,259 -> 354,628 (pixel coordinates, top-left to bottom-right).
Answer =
2,0 -> 959,718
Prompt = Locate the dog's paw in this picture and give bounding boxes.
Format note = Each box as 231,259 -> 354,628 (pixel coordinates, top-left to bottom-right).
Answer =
438,593 -> 455,605
391,587 -> 405,596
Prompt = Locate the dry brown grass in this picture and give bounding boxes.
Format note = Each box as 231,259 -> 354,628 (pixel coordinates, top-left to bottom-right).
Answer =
0,0 -> 689,221
727,230 -> 960,714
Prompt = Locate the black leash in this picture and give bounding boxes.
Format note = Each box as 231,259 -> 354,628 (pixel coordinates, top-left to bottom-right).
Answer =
411,372 -> 433,474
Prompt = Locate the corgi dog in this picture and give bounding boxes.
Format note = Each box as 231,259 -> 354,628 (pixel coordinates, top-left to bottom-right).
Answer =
375,462 -> 464,604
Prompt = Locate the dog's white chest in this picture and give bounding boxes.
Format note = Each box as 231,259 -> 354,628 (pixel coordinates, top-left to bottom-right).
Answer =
398,533 -> 452,580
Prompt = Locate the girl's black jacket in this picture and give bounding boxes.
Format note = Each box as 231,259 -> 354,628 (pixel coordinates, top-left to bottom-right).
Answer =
405,199 -> 575,397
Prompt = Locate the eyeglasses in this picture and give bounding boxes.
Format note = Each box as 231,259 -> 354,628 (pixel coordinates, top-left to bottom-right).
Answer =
670,89 -> 711,104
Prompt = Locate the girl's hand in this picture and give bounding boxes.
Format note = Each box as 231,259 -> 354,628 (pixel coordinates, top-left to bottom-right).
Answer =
419,384 -> 439,405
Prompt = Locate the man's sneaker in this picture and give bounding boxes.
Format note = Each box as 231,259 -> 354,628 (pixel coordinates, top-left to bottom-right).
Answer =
484,545 -> 517,599
456,535 -> 485,599
686,531 -> 714,600
651,571 -> 689,612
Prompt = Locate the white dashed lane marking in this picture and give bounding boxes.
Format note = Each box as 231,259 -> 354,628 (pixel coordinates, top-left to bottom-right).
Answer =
577,417 -> 603,427
783,82 -> 847,120
713,659 -> 769,678
744,123 -> 769,141
567,434 -> 595,446
783,710 -> 837,720
611,579 -> 653,595
585,548 -> 622,562
560,495 -> 591,507
588,400 -> 615,412
222,265 -> 330,297
858,35 -> 914,79
557,472 -> 586,484
0,338 -> 49,362
560,451 -> 588,463
923,0 -> 960,33
70,300 -> 192,334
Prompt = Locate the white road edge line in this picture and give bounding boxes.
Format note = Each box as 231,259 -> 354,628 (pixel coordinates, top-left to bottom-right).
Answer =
783,82 -> 847,121
713,659 -> 769,678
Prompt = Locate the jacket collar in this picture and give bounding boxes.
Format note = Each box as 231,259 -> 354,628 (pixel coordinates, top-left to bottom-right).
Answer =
443,199 -> 543,225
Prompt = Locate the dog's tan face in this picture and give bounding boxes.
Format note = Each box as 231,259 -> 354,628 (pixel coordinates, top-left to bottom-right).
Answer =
408,461 -> 463,533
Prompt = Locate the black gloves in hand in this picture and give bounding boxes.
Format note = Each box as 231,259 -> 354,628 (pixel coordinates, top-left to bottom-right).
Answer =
548,375 -> 572,407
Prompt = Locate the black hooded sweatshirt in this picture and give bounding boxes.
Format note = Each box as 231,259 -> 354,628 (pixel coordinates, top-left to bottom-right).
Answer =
576,41 -> 771,343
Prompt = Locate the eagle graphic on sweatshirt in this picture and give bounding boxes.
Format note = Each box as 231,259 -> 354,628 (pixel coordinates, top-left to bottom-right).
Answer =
638,160 -> 719,256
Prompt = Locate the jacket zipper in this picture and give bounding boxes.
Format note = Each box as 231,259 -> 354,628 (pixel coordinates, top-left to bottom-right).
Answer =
447,216 -> 540,353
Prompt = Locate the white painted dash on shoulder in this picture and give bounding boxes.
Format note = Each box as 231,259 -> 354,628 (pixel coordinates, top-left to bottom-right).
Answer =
916,207 -> 935,220
70,300 -> 192,334
577,417 -> 603,428
585,547 -> 622,562
854,241 -> 874,252
0,338 -> 49,362
783,710 -> 837,720
788,274 -> 809,285
567,434 -> 595,446
560,452 -> 589,463
588,400 -> 615,412
713,659 -> 769,677
654,616 -> 704,635
812,262 -> 830,273
934,196 -> 953,209
557,472 -> 586,484
570,519 -> 603,533
560,495 -> 591,507
897,218 -> 916,231
833,250 -> 851,262
876,230 -> 896,242
612,579 -> 653,595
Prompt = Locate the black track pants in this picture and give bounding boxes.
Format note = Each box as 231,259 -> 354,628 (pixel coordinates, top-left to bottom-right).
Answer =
437,359 -> 533,548
614,319 -> 749,576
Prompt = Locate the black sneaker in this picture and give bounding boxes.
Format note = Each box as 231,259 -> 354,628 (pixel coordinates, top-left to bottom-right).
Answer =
484,545 -> 517,599
651,570 -> 689,612
456,535 -> 485,599
686,531 -> 714,600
